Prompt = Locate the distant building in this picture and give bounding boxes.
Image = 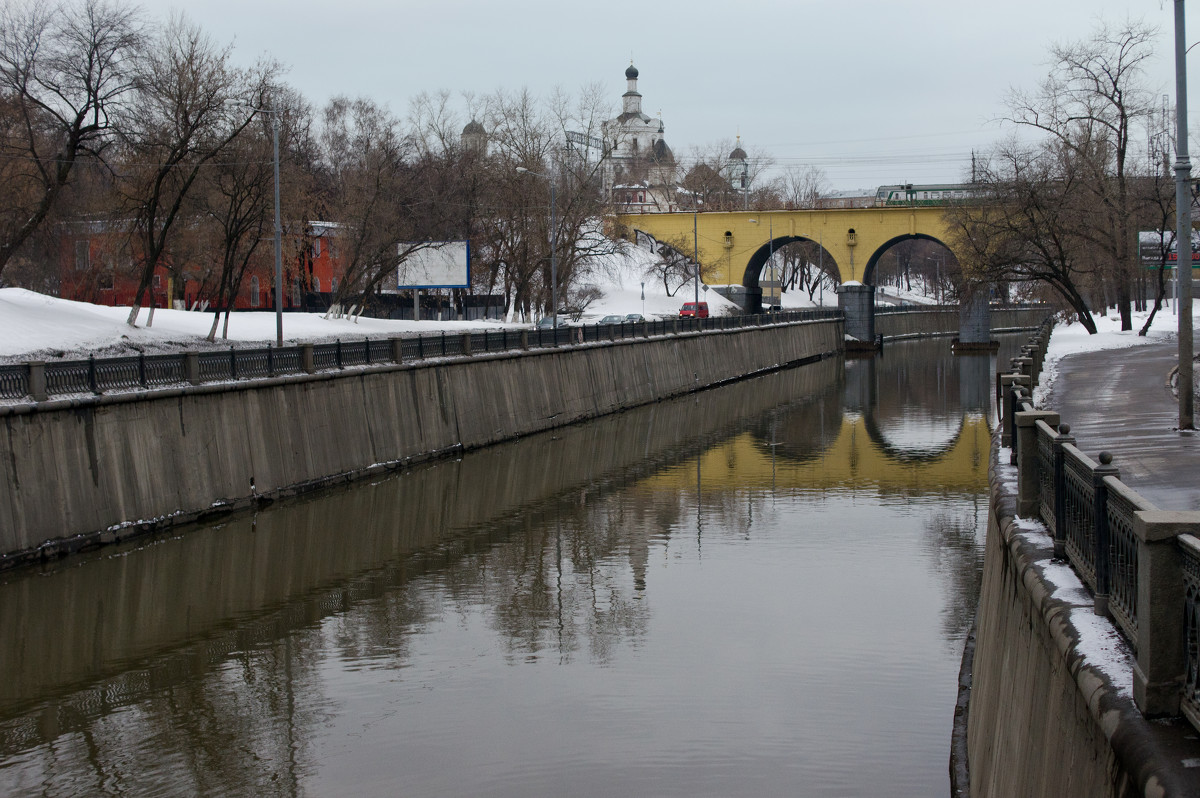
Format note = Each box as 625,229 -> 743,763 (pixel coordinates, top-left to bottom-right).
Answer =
461,119 -> 487,156
602,64 -> 679,213
59,220 -> 347,312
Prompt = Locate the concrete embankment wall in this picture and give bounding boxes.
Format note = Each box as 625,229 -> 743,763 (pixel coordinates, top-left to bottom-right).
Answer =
876,306 -> 1047,341
876,308 -> 958,339
0,320 -> 840,566
966,439 -> 1193,798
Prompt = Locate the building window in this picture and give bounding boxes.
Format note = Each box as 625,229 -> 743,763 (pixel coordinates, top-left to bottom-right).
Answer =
250,276 -> 260,307
312,237 -> 321,259
75,240 -> 89,271
638,192 -> 644,203
331,277 -> 338,293
312,275 -> 321,292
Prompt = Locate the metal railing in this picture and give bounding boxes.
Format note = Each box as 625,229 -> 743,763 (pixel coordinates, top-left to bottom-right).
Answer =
1002,321 -> 1200,724
0,307 -> 843,403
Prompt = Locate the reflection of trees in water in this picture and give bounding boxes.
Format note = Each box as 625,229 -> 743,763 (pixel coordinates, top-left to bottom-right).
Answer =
921,503 -> 986,648
3,623 -> 329,796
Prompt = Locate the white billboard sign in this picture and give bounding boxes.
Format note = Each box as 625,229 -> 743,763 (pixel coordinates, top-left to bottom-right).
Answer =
396,241 -> 470,289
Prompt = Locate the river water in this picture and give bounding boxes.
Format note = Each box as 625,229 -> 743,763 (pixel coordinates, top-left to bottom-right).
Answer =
0,337 -> 1014,797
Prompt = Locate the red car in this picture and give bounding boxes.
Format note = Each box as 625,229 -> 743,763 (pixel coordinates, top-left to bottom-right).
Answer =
679,301 -> 709,318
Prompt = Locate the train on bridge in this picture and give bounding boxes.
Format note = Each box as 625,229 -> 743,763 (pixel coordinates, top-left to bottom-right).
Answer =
873,183 -> 983,206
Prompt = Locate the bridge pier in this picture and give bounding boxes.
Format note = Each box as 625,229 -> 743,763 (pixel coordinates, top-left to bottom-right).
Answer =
837,282 -> 877,350
953,287 -> 998,352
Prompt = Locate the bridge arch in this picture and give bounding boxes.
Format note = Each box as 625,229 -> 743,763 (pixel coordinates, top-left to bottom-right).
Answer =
739,236 -> 841,313
861,233 -> 955,288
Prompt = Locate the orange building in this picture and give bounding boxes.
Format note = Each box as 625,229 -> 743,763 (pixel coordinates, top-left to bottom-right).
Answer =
59,221 -> 346,312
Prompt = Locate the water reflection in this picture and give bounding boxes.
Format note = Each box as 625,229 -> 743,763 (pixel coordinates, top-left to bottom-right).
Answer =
0,337 -> 1019,797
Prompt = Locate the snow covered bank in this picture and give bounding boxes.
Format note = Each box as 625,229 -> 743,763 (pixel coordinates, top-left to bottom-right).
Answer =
1034,304 -> 1198,407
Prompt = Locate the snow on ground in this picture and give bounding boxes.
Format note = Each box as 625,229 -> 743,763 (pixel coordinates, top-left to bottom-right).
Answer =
0,236 -> 834,363
1033,303 -> 1199,407
0,288 -> 508,363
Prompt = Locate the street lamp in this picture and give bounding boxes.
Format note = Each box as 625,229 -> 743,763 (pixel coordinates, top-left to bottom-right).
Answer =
245,104 -> 284,346
1173,0 -> 1194,429
516,166 -> 558,328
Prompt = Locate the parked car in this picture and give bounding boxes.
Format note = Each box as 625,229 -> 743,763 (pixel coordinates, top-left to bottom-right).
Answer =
625,313 -> 644,323
597,315 -> 625,325
535,316 -> 559,329
679,301 -> 709,318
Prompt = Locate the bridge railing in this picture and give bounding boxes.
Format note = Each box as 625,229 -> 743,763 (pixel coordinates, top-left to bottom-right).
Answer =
1001,323 -> 1200,725
0,307 -> 843,404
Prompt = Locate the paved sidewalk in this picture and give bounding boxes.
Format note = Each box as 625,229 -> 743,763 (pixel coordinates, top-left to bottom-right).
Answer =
1046,341 -> 1200,511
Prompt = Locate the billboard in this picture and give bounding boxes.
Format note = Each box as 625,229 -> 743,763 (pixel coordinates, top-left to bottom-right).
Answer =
396,241 -> 470,289
1139,230 -> 1200,267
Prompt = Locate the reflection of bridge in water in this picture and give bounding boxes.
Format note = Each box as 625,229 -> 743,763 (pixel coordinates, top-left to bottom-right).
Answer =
641,344 -> 996,495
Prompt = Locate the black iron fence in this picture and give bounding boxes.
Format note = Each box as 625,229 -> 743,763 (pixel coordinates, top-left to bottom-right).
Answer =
1001,322 -> 1200,727
0,308 -> 842,403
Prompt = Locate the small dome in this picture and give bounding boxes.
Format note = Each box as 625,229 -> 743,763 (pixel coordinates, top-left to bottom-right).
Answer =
462,119 -> 485,135
729,146 -> 747,161
625,63 -> 639,79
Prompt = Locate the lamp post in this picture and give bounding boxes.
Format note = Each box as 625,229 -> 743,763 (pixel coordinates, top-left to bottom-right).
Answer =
693,208 -> 700,310
1173,0 -> 1194,429
517,167 -> 557,328
246,105 -> 284,346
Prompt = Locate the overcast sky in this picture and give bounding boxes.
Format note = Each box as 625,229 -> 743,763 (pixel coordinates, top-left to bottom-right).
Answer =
138,0 -> 1197,191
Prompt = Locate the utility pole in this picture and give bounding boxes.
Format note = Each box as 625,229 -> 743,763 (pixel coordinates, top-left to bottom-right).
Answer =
1174,0 -> 1194,429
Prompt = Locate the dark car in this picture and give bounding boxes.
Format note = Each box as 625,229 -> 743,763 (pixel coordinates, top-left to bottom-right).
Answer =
597,315 -> 625,325
625,313 -> 645,323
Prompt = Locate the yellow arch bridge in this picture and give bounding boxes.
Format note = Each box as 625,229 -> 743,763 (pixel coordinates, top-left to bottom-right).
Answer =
616,206 -> 955,312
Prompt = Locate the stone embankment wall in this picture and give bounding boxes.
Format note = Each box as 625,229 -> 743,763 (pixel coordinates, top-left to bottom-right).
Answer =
966,441 -> 1196,798
875,306 -> 1047,341
0,321 -> 840,567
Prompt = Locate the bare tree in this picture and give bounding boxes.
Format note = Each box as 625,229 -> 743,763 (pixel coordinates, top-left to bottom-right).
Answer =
116,14 -> 263,326
1005,19 -> 1157,330
0,0 -> 141,281
777,164 -> 830,210
946,140 -> 1100,333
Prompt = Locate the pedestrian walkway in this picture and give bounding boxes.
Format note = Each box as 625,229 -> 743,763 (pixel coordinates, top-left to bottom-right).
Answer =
1046,341 -> 1200,511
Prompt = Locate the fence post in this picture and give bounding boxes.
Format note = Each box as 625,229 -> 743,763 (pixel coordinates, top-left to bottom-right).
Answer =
28,361 -> 47,402
1053,424 -> 1075,560
364,336 -> 372,365
391,337 -> 404,363
1000,375 -> 1019,447
230,346 -> 237,380
1007,384 -> 1031,463
461,332 -> 472,357
301,343 -> 315,374
138,352 -> 147,387
184,352 -> 200,385
1015,409 -> 1059,517
88,354 -> 98,394
1131,511 -> 1193,716
1092,452 -> 1119,617
520,330 -> 529,350
268,344 -> 275,376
